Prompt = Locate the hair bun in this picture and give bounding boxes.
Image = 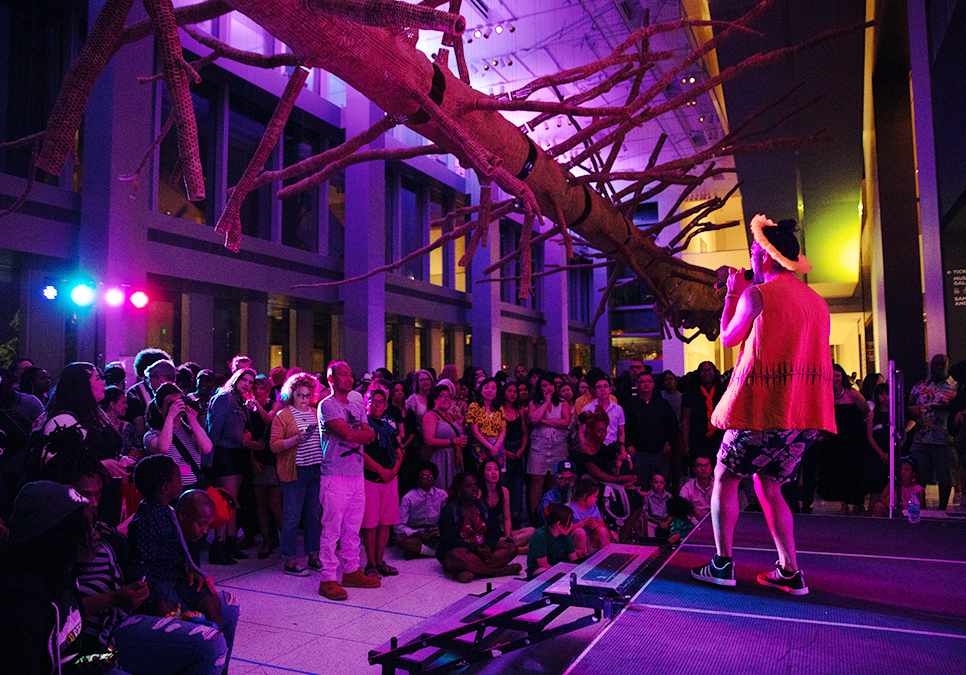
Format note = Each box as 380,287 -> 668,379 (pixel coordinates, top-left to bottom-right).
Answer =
776,219 -> 798,234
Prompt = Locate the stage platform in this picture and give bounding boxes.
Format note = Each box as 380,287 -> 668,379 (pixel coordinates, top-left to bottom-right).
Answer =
564,514 -> 966,675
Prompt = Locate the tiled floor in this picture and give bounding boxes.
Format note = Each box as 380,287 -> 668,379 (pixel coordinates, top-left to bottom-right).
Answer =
211,486 -> 965,675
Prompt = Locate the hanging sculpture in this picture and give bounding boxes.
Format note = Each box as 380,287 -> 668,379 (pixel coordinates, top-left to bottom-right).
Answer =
0,0 -> 867,342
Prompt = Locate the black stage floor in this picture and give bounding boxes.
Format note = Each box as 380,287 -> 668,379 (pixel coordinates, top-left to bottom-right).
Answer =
565,514 -> 966,675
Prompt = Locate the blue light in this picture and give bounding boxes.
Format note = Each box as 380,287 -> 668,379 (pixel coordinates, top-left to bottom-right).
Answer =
70,284 -> 96,307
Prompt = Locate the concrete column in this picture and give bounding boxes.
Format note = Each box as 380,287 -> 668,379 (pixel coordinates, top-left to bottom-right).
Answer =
295,306 -> 314,373
906,0 -> 946,358
340,88 -> 386,375
79,2 -> 155,366
429,324 -> 444,374
184,293 -> 214,369
452,325 -> 465,374
470,181 -> 502,375
542,238 -> 569,375
245,299 -> 269,374
399,320 -> 416,375
592,264 -> 611,372
22,269 -> 66,376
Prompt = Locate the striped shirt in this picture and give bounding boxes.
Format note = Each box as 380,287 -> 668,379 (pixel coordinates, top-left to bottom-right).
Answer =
144,426 -> 205,487
291,407 -> 323,466
75,524 -> 128,649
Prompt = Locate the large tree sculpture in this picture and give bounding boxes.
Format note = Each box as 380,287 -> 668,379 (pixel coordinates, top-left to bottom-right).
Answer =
0,0 -> 866,342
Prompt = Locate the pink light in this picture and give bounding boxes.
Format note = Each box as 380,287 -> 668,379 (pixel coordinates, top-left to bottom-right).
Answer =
130,291 -> 149,308
105,288 -> 125,306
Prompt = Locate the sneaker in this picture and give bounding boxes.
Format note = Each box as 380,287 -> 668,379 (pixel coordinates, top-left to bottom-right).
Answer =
757,562 -> 809,595
691,558 -> 736,587
307,558 -> 322,571
319,581 -> 348,601
342,569 -> 381,588
283,564 -> 310,577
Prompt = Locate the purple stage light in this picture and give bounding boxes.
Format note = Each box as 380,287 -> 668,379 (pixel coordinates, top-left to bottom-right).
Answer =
105,288 -> 125,306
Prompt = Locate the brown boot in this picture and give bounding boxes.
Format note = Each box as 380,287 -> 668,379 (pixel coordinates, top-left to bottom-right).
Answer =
319,581 -> 348,601
341,569 -> 381,588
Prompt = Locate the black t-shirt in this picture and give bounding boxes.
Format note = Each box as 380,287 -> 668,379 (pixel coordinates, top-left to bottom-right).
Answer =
364,416 -> 399,482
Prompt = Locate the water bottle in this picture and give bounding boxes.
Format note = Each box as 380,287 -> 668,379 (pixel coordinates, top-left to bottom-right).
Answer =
908,492 -> 920,524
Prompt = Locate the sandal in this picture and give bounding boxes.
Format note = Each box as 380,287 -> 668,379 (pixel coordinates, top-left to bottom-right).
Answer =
376,563 -> 398,576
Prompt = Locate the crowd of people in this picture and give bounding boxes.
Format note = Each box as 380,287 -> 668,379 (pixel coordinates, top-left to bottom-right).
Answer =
0,347 -> 964,672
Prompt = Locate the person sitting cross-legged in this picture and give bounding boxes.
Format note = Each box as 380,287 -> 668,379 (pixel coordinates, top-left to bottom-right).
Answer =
527,502 -> 578,578
436,472 -> 522,583
395,461 -> 448,559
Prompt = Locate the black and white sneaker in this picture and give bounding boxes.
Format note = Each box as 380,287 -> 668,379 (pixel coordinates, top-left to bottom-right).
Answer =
691,558 -> 736,587
757,562 -> 809,595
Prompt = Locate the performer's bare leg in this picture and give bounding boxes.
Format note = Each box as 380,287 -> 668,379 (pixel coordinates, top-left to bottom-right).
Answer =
754,475 -> 798,571
711,462 -> 743,558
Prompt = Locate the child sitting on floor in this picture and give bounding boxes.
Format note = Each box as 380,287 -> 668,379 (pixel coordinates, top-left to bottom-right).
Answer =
527,503 -> 578,578
661,496 -> 695,544
128,455 -> 223,628
566,477 -> 611,557
643,473 -> 672,538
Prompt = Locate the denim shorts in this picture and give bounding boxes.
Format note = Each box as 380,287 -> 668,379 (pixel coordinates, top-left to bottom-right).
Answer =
717,428 -> 820,483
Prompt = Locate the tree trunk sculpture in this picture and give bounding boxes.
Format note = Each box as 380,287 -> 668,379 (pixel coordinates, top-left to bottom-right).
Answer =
1,0 -> 868,342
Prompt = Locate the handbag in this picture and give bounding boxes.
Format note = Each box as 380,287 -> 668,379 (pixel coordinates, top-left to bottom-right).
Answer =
169,432 -> 236,527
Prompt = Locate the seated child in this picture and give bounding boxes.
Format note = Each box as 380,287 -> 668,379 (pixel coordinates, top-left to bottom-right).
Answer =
527,503 -> 578,578
661,496 -> 695,544
395,461 -> 449,559
642,473 -> 672,538
129,456 -> 223,628
566,477 -> 611,557
894,456 -> 925,515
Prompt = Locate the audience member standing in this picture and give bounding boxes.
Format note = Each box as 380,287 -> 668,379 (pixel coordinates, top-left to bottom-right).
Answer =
908,354 -> 957,510
624,372 -> 678,487
681,362 -> 725,464
502,382 -> 529,528
421,384 -> 467,489
271,373 -> 324,576
206,367 -> 256,563
317,361 -> 379,601
362,388 -> 403,578
527,376 -> 572,517
465,378 -> 506,473
43,363 -> 127,525
817,364 -> 871,515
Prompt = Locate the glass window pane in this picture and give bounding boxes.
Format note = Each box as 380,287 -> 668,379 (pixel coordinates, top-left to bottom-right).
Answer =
282,122 -> 321,252
158,84 -> 215,224
327,174 -> 345,259
228,93 -> 273,240
400,178 -> 422,280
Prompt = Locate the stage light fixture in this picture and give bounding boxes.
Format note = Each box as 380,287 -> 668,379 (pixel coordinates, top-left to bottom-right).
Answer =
42,285 -> 58,301
689,76 -> 695,84
492,59 -> 498,66
130,291 -> 149,309
70,284 -> 96,307
474,29 -> 481,38
105,288 -> 125,306
495,25 -> 503,34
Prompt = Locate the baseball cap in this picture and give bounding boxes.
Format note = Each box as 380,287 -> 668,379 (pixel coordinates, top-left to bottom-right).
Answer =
7,481 -> 90,544
554,460 -> 576,474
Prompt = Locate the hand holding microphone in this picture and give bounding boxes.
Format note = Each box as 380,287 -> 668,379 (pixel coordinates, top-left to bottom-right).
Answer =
713,269 -> 753,290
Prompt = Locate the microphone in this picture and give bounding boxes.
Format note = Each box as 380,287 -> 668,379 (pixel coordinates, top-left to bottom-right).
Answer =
714,269 -> 753,290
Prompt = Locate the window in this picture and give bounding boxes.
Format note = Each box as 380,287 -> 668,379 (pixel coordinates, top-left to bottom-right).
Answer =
282,121 -> 321,252
499,218 -> 542,309
568,258 -> 592,323
158,81 -> 216,224
0,0 -> 85,185
213,298 -> 241,375
327,173 -> 345,259
228,93 -> 273,240
429,186 -> 445,286
0,264 -> 21,365
400,176 -> 423,280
